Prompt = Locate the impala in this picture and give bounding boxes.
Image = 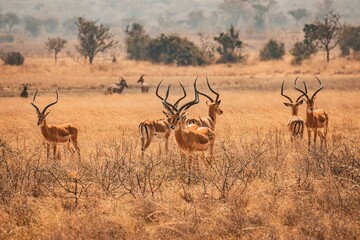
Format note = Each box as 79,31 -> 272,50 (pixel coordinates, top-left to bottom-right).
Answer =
138,80 -> 186,158
281,80 -> 304,141
294,76 -> 329,149
20,83 -> 29,98
186,77 -> 223,131
161,78 -> 215,162
137,74 -> 149,93
31,90 -> 80,159
105,77 -> 128,95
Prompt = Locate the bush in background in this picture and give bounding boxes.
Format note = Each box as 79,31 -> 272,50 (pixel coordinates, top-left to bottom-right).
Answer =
147,34 -> 206,66
1,51 -> 24,65
259,40 -> 285,61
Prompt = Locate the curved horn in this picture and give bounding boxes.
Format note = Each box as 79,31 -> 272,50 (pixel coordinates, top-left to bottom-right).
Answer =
178,76 -> 199,113
206,76 -> 220,101
42,91 -> 58,114
281,81 -> 293,103
155,80 -> 165,101
174,82 -> 187,108
31,89 -> 40,114
311,76 -> 323,100
162,85 -> 177,114
294,77 -> 310,101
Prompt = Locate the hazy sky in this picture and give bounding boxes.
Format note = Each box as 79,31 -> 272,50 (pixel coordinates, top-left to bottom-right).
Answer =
1,0 -> 359,36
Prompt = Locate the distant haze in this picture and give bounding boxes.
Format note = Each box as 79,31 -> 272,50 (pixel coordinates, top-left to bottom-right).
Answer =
1,0 -> 359,39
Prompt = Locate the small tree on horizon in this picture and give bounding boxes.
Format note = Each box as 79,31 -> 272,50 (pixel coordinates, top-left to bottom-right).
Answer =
125,23 -> 151,60
75,17 -> 118,64
45,37 -> 67,63
288,8 -> 310,27
310,11 -> 342,63
214,25 -> 246,63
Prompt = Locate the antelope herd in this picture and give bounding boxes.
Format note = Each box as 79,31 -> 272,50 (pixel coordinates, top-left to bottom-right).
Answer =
28,76 -> 329,161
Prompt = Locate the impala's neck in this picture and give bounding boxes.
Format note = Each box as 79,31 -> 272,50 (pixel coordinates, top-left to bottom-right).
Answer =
174,121 -> 190,148
40,119 -> 51,138
305,106 -> 316,123
291,107 -> 299,116
208,106 -> 217,124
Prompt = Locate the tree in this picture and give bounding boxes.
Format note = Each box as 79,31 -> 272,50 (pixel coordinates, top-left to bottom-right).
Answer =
310,11 -> 342,63
186,10 -> 206,29
24,16 -> 42,37
214,25 -> 245,63
125,23 -> 151,60
288,8 -> 310,27
75,17 -> 118,64
43,18 -> 59,33
45,37 -> 67,63
290,24 -> 318,65
0,12 -> 20,33
218,0 -> 250,26
251,0 -> 277,32
339,25 -> 360,57
316,0 -> 334,18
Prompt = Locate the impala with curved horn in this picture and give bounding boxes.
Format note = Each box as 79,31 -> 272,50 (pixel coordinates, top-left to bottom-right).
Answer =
186,77 -> 223,131
294,76 -> 329,149
137,74 -> 149,94
31,90 -> 80,159
281,80 -> 304,141
105,77 -> 128,95
161,78 -> 215,161
138,80 -> 186,158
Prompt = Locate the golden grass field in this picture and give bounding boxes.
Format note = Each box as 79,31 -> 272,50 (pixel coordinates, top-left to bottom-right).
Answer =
0,55 -> 359,239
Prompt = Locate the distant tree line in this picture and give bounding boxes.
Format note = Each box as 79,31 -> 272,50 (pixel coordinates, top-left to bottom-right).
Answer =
2,9 -> 360,67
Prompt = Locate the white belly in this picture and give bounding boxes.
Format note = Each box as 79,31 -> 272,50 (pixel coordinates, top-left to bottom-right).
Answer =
153,132 -> 166,142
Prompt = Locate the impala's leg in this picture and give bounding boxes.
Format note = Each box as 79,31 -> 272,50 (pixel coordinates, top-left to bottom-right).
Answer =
52,144 -> 57,159
319,130 -> 324,150
158,143 -> 162,156
67,140 -> 75,155
46,142 -> 50,159
70,135 -> 80,160
307,129 -> 311,148
165,137 -> 169,154
140,135 -> 145,158
314,128 -> 318,149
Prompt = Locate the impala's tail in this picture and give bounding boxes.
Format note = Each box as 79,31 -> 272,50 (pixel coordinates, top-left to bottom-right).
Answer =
324,112 -> 329,138
293,121 -> 304,137
139,122 -> 152,152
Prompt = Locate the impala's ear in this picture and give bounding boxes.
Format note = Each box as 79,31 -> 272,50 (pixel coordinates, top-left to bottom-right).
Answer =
181,111 -> 189,119
313,96 -> 316,100
283,103 -> 292,107
163,111 -> 171,118
206,101 -> 210,106
42,111 -> 50,119
296,99 -> 304,105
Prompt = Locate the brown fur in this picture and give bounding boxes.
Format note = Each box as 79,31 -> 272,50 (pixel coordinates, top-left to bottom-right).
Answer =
139,118 -> 171,158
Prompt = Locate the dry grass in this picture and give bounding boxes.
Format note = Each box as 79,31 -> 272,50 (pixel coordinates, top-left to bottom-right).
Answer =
0,57 -> 360,239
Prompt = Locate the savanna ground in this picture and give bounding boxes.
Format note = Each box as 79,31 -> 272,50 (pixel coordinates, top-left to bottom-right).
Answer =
0,54 -> 360,239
